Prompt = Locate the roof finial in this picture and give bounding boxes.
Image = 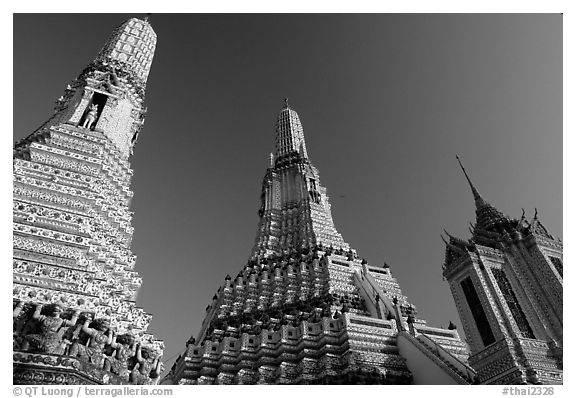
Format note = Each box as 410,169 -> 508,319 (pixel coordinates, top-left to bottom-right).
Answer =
534,208 -> 538,219
144,13 -> 152,23
283,98 -> 290,109
441,234 -> 448,244
456,155 -> 487,208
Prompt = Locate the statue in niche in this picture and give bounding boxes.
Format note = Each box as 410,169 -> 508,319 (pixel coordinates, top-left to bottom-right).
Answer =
21,303 -> 80,355
69,316 -> 113,369
131,344 -> 163,385
105,333 -> 136,382
82,104 -> 99,129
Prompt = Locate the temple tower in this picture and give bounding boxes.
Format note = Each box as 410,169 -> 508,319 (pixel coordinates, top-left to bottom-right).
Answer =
166,102 -> 475,385
251,99 -> 349,258
13,17 -> 163,385
441,157 -> 563,384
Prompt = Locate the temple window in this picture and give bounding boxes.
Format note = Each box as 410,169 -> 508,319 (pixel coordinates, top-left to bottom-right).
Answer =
460,276 -> 496,346
491,268 -> 535,339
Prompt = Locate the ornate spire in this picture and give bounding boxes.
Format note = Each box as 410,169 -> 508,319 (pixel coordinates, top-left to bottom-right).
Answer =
14,17 -> 157,160
96,18 -> 157,85
455,156 -> 509,234
251,102 -> 348,258
13,17 -> 163,385
274,99 -> 308,159
456,155 -> 487,208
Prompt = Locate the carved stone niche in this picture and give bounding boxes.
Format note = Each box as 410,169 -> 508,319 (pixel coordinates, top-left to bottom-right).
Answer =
78,91 -> 110,131
73,72 -> 122,131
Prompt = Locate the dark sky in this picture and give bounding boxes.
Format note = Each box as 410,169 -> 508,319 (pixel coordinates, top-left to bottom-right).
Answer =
13,14 -> 562,370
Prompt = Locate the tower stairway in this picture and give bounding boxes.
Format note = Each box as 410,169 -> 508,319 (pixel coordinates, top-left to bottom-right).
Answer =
397,330 -> 475,384
352,260 -> 475,384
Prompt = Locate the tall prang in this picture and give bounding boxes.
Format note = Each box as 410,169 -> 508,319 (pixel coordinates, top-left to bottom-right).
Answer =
251,99 -> 349,258
441,157 -> 563,384
165,101 -> 477,385
13,17 -> 164,385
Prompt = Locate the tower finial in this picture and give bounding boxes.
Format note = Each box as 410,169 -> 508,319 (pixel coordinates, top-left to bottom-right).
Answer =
283,98 -> 290,109
144,13 -> 152,23
456,155 -> 487,208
